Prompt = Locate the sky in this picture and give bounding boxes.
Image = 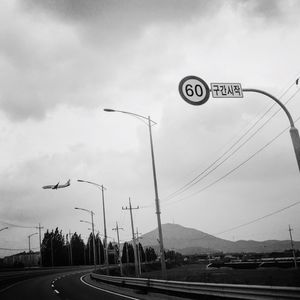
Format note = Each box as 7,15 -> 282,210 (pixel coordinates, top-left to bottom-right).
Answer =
1,0 -> 300,257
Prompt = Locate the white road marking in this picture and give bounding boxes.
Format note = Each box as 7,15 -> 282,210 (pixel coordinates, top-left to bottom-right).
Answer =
80,275 -> 141,300
54,289 -> 60,294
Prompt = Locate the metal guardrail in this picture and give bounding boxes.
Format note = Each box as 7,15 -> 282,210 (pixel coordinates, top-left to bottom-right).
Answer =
90,273 -> 300,299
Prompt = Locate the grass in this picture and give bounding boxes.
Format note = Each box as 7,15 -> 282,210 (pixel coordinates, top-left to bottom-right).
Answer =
140,263 -> 300,287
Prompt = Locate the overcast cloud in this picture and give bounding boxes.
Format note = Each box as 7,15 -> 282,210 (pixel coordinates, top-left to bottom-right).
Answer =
0,0 -> 300,257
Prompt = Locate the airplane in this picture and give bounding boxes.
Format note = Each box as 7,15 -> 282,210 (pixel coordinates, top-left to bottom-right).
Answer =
42,179 -> 71,190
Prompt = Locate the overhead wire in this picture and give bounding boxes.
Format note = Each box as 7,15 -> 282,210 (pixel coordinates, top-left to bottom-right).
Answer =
162,80 -> 300,204
188,200 -> 300,242
163,114 -> 300,207
0,221 -> 36,229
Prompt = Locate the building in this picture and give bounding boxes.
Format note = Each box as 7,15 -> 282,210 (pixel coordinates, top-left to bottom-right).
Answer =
3,251 -> 40,267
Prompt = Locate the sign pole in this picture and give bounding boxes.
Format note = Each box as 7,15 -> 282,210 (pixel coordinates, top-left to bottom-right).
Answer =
243,88 -> 300,173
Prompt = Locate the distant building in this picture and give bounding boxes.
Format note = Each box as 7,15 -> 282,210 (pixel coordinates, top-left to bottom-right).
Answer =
3,251 -> 40,267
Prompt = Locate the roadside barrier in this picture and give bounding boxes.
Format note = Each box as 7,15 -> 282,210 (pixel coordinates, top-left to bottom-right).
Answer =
90,273 -> 300,299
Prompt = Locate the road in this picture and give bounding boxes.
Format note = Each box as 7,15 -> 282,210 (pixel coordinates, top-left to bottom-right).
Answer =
0,270 -> 188,300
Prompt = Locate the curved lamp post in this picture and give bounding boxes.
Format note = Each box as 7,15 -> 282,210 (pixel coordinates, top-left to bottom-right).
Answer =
243,88 -> 300,171
103,108 -> 167,279
75,207 -> 96,270
77,179 -> 109,275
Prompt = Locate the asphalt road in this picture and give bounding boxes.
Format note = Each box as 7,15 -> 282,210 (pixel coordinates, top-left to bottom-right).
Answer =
0,270 -> 189,300
1,271 -> 134,300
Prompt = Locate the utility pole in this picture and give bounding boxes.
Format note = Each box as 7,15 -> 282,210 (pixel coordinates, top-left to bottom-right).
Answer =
99,185 -> 109,274
288,225 -> 298,269
36,224 -> 43,267
135,228 -> 143,276
96,231 -> 101,267
122,198 -> 139,277
77,180 -> 109,274
125,242 -> 129,274
112,222 -> 124,276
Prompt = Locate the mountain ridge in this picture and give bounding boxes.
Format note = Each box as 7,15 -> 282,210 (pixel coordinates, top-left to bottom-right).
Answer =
141,223 -> 299,254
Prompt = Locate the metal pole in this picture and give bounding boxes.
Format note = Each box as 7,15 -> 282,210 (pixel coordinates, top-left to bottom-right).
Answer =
38,224 -> 43,267
91,212 -> 97,270
28,235 -> 31,267
290,127 -> 300,172
243,88 -> 300,172
136,229 -> 142,276
98,235 -> 101,266
113,222 -> 123,276
101,185 -> 109,275
103,109 -> 166,278
128,198 -> 139,277
89,238 -> 91,264
288,225 -> 298,269
148,116 -> 167,278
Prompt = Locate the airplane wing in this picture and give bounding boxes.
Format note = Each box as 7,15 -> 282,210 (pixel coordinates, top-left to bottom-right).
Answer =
57,179 -> 71,189
52,182 -> 60,189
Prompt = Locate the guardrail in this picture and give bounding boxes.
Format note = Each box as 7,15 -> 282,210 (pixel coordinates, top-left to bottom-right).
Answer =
90,273 -> 300,299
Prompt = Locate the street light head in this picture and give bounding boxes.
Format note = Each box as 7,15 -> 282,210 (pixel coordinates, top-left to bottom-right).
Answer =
103,108 -> 116,112
77,179 -> 84,182
74,207 -> 79,210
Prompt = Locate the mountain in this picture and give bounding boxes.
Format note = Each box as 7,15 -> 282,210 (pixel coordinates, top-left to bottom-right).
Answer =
141,223 -> 300,254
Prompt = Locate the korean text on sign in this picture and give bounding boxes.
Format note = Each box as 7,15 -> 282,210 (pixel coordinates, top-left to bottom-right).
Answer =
211,83 -> 243,98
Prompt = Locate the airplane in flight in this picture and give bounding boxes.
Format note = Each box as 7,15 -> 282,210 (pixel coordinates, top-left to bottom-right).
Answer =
42,179 -> 71,190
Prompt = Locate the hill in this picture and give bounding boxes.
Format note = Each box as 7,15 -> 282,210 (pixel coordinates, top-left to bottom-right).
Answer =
141,223 -> 300,254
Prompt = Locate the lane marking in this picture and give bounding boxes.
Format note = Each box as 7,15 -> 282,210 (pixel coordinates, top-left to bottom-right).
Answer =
80,275 -> 141,300
54,289 -> 60,294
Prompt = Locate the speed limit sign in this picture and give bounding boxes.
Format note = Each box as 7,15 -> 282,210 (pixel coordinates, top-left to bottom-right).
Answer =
179,75 -> 210,105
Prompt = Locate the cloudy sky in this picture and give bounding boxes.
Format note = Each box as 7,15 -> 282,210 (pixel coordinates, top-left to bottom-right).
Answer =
1,0 -> 300,257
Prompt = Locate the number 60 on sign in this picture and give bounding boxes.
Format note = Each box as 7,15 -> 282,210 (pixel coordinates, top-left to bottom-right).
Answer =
178,75 -> 210,106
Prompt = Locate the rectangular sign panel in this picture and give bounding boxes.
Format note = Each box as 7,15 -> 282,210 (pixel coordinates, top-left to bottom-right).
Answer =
211,83 -> 243,98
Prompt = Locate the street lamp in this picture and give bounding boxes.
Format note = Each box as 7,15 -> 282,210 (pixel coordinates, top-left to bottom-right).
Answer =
103,108 -> 167,279
75,207 -> 97,270
243,88 -> 300,172
77,179 -> 109,275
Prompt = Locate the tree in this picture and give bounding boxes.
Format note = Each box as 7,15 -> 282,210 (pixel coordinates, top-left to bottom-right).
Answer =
121,242 -> 135,263
145,247 -> 157,262
86,232 -> 94,265
108,241 -> 119,264
165,250 -> 183,264
95,233 -> 104,265
41,227 -> 68,266
138,243 -> 145,262
70,232 -> 85,265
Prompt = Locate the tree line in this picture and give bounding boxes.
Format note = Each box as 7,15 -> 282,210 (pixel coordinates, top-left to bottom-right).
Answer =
41,227 -> 162,267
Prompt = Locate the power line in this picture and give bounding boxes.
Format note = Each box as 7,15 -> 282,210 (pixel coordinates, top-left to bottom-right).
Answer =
0,221 -> 36,229
187,200 -> 300,242
162,83 -> 300,204
164,115 -> 300,207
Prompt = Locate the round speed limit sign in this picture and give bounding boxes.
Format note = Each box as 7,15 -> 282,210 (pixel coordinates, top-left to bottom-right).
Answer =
179,75 -> 210,106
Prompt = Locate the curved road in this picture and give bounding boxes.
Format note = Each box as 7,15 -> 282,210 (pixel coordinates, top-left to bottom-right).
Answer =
0,270 -> 140,300
0,270 -> 188,300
